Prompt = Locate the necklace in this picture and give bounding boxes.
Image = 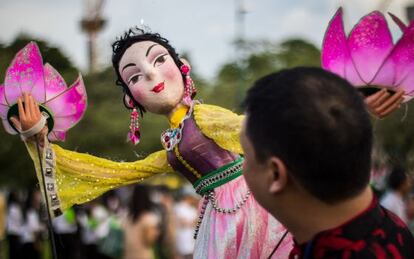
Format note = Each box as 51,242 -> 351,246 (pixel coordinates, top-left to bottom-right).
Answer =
193,189 -> 251,240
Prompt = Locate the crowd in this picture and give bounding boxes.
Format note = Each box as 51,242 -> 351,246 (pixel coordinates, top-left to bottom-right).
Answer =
0,183 -> 200,259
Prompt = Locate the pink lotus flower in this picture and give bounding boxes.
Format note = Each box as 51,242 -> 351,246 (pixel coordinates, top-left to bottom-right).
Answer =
322,8 -> 414,102
0,42 -> 87,141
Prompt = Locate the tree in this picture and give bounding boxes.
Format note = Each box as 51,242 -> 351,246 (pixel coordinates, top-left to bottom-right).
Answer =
207,38 -> 321,111
373,105 -> 414,168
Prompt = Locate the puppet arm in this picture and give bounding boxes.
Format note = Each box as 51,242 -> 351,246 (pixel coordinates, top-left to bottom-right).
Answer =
25,138 -> 173,217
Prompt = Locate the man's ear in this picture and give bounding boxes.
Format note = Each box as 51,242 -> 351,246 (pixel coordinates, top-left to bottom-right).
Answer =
180,58 -> 191,68
268,157 -> 288,194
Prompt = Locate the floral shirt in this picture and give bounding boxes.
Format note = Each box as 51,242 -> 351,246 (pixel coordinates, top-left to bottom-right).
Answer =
289,199 -> 414,259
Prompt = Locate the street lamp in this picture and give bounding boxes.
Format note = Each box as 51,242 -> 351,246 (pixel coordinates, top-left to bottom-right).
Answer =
80,0 -> 107,73
234,0 -> 248,109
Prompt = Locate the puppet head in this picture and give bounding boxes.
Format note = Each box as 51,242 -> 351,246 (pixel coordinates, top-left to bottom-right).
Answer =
112,28 -> 196,144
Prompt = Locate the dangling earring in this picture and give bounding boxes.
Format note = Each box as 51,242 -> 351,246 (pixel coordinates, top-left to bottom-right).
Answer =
127,100 -> 140,145
180,64 -> 197,106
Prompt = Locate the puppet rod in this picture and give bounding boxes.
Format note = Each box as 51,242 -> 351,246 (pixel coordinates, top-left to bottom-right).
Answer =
35,135 -> 58,259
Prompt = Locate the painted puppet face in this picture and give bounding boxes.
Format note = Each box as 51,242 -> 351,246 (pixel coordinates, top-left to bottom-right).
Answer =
118,41 -> 184,114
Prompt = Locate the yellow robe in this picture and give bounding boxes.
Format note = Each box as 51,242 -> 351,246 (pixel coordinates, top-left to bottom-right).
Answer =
25,104 -> 244,216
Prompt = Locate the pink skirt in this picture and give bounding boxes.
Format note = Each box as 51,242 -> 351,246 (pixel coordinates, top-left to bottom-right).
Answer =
194,175 -> 293,258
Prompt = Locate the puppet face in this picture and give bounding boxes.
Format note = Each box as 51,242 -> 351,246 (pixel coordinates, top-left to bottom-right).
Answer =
118,41 -> 184,114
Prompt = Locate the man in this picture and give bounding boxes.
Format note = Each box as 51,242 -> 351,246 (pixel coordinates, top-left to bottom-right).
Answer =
381,167 -> 412,223
240,67 -> 414,258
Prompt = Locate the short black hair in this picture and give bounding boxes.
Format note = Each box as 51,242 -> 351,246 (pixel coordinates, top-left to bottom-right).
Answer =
387,167 -> 407,191
112,27 -> 185,114
243,67 -> 373,204
128,185 -> 156,222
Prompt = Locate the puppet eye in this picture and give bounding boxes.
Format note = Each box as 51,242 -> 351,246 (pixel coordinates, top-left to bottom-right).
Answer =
128,74 -> 142,85
154,54 -> 168,66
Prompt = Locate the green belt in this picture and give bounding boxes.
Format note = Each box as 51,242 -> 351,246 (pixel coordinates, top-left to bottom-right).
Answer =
193,157 -> 243,195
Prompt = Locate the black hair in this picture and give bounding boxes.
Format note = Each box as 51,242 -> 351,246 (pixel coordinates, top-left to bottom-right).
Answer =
22,188 -> 38,221
112,27 -> 186,115
387,167 -> 408,191
7,190 -> 20,206
243,67 -> 373,204
128,185 -> 156,222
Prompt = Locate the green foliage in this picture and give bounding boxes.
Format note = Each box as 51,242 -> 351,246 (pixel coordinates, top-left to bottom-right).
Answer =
208,38 -> 321,111
373,104 -> 414,168
276,39 -> 321,68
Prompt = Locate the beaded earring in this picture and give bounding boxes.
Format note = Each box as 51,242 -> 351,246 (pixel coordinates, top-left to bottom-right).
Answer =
127,99 -> 140,145
180,64 -> 197,106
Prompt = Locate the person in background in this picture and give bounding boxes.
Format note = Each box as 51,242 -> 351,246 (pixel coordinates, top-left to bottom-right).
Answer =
96,192 -> 124,259
380,167 -> 412,223
407,189 -> 414,234
52,207 -> 81,259
152,185 -> 177,259
78,200 -> 106,259
123,185 -> 160,259
6,190 -> 23,259
21,189 -> 44,259
0,191 -> 6,259
174,185 -> 199,259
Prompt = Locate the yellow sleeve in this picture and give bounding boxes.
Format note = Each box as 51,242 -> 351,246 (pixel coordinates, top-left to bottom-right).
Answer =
193,104 -> 244,155
25,138 -> 173,216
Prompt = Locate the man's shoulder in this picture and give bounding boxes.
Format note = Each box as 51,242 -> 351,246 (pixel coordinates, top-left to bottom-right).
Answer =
314,204 -> 414,258
319,232 -> 414,259
347,211 -> 414,258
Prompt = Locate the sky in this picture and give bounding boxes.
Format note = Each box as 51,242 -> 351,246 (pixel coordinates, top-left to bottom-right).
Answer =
0,0 -> 412,79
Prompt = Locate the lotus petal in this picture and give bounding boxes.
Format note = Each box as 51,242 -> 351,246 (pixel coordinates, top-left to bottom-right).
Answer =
322,8 -> 348,78
0,85 -> 9,120
52,97 -> 87,131
348,11 -> 394,84
322,8 -> 348,77
397,75 -> 414,102
48,131 -> 66,142
321,8 -> 364,86
4,42 -> 45,104
44,63 -> 67,101
389,12 -> 407,32
373,20 -> 414,97
45,74 -> 87,131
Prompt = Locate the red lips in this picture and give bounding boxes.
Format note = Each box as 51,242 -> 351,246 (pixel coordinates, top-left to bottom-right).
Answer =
151,82 -> 165,93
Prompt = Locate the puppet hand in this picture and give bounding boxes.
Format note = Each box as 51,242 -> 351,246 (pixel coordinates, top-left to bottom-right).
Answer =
364,89 -> 404,119
10,92 -> 49,141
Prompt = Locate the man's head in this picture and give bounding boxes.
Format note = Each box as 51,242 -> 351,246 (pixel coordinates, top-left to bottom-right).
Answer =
388,167 -> 411,195
241,67 -> 373,213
